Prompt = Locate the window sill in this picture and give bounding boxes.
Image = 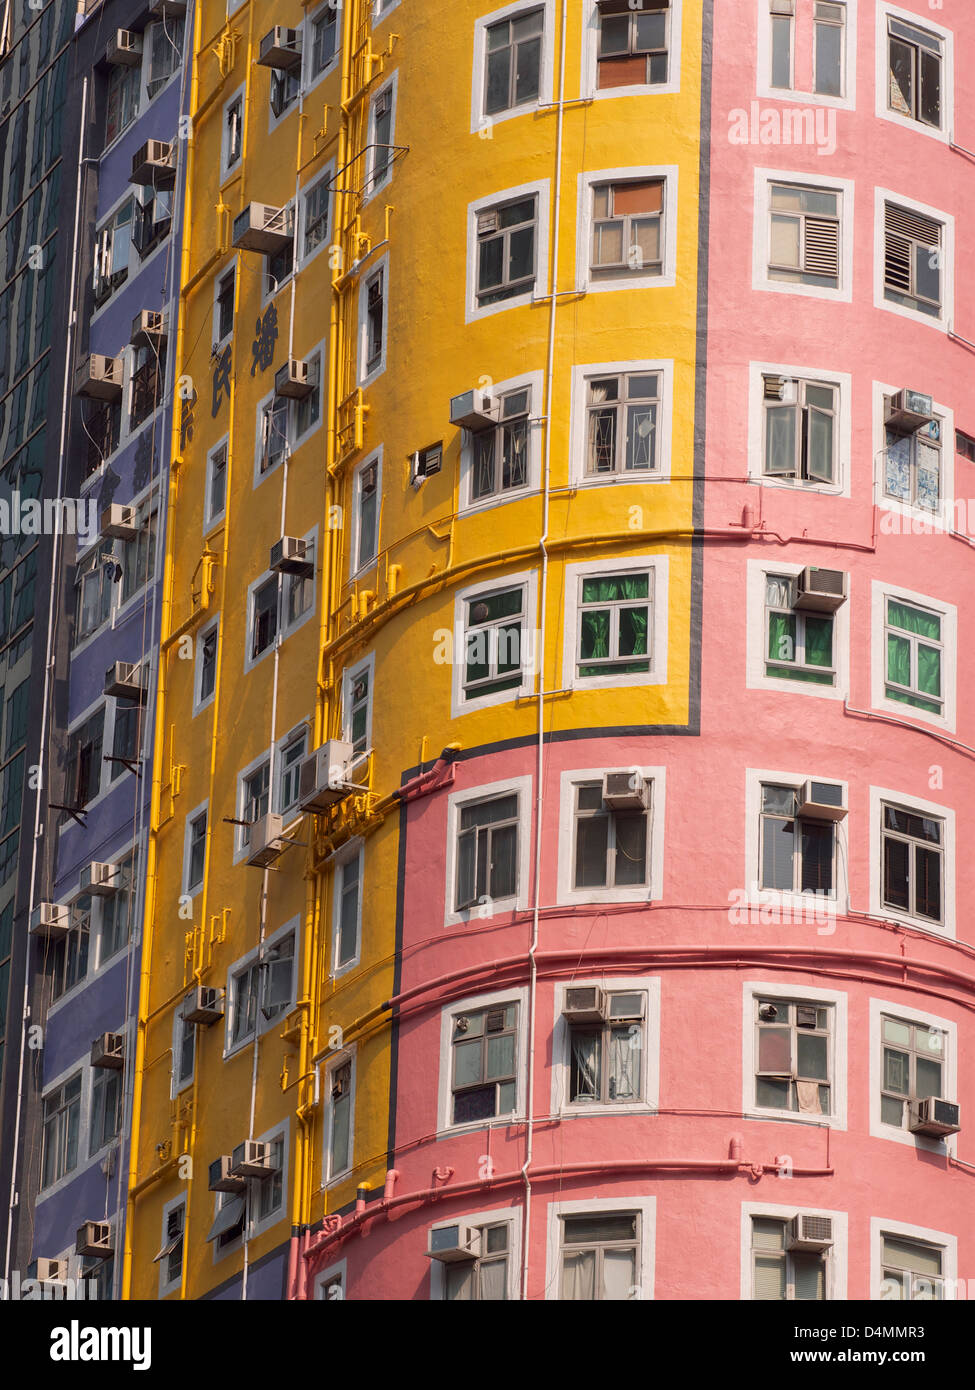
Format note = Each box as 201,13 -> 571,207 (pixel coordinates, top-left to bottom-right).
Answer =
877,107 -> 949,145
744,1105 -> 843,1129
557,1102 -> 657,1120
437,1113 -> 526,1142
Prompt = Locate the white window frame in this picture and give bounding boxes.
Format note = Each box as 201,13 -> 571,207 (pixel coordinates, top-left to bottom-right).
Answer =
157,1193 -> 186,1298
869,579 -> 956,733
248,1119 -> 289,1239
223,915 -> 300,1058
244,567 -> 280,675
752,167 -> 854,303
458,369 -> 543,513
341,651 -> 375,766
569,358 -> 674,486
450,569 -> 538,717
363,70 -> 398,205
868,997 -> 957,1154
741,979 -> 848,1129
322,1044 -> 356,1185
874,186 -> 953,331
875,3 -> 952,144
313,1258 -> 347,1300
465,180 -> 551,324
171,991 -> 196,1099
357,252 -> 389,385
182,799 -> 209,897
556,766 -> 665,907
562,553 -> 669,693
276,719 -> 311,823
545,1194 -> 655,1301
233,747 -> 272,862
373,0 -> 403,19
350,449 -> 382,578
580,0 -> 683,101
870,1217 -> 956,1301
61,694 -> 142,818
745,558 -> 850,700
192,615 -> 219,719
331,839 -> 364,978
253,386 -> 291,488
280,525 -> 319,640
873,379 -> 953,533
427,1204 -> 523,1300
436,985 -> 530,1136
267,29 -> 304,134
36,1060 -> 90,1203
756,0 -> 857,109
743,767 -> 850,919
550,975 -> 661,1118
141,15 -> 184,108
299,160 -> 336,268
575,166 -> 677,293
747,360 -> 851,496
220,84 -> 245,182
305,1 -> 341,90
868,784 -> 954,939
90,190 -> 137,324
211,269 -> 236,356
740,1201 -> 848,1300
443,776 -> 533,928
471,1 -> 555,133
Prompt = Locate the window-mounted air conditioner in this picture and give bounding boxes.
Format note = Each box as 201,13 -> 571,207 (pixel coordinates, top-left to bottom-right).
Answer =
230,1140 -> 273,1179
411,442 -> 443,487
563,986 -> 607,1025
797,780 -> 847,822
80,861 -> 117,896
130,139 -> 176,189
30,902 -> 70,941
602,771 -> 650,812
424,1224 -> 481,1263
131,310 -> 167,349
29,1257 -> 69,1284
100,504 -> 138,540
184,986 -> 225,1026
75,354 -> 123,402
209,1155 -> 246,1193
232,203 -> 293,254
148,0 -> 186,16
885,389 -> 935,434
270,536 -> 313,575
449,389 -> 499,432
91,1033 -> 125,1070
258,27 -> 302,70
76,1221 -> 113,1258
106,29 -> 142,66
298,741 -> 355,813
275,358 -> 313,399
104,661 -> 147,702
246,812 -> 286,869
909,1097 -> 960,1138
795,566 -> 847,613
786,1215 -> 833,1252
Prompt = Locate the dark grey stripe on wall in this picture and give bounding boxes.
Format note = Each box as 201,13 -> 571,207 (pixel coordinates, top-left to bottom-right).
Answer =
690,0 -> 714,736
385,795 -> 409,1167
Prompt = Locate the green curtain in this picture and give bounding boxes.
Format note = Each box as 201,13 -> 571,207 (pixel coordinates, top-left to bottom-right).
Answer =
804,616 -> 832,668
888,600 -> 940,641
581,611 -> 609,659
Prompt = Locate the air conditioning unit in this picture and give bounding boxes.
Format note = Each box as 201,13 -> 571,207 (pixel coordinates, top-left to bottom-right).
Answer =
449,389 -> 499,432
909,1097 -> 961,1138
786,1214 -> 833,1252
602,771 -> 650,812
29,1257 -> 69,1284
270,536 -> 313,576
131,309 -> 167,349
885,389 -> 935,434
795,566 -> 847,613
100,503 -> 138,540
91,1033 -> 125,1069
29,902 -> 70,940
75,354 -> 123,402
130,139 -> 176,189
424,1224 -> 481,1263
208,1155 -> 246,1193
232,203 -> 294,254
230,1140 -> 273,1179
80,861 -> 117,896
274,358 -> 313,399
184,986 -> 225,1026
76,1221 -> 113,1258
104,661 -> 147,702
258,27 -> 302,70
106,29 -> 142,66
563,986 -> 607,1024
246,812 -> 286,869
298,741 -> 355,812
797,780 -> 847,822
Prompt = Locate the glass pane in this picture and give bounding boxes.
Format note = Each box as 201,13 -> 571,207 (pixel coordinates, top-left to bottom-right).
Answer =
881,1094 -> 904,1126
756,1076 -> 791,1109
915,1056 -> 942,1100
454,1039 -> 483,1088
883,836 -> 910,910
915,242 -> 940,306
762,817 -> 795,891
770,214 -> 800,268
613,812 -> 647,886
514,37 -> 541,105
603,1249 -> 635,1300
563,1213 -> 636,1244
485,48 -> 510,114
814,22 -> 842,97
794,1254 -> 826,1301
485,1033 -> 514,1080
561,1249 -> 596,1300
797,1032 -> 828,1082
884,1047 -> 909,1095
575,814 -> 608,888
807,408 -> 833,481
771,14 -> 792,88
594,221 -> 624,266
453,1086 -> 496,1124
507,226 -> 534,282
766,405 -> 797,474
752,1217 -> 785,1251
758,1027 -> 791,1073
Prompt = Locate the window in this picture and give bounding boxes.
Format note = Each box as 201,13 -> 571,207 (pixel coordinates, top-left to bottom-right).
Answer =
261,932 -> 294,1020
295,356 -> 322,438
956,429 -> 975,463
751,1216 -> 826,1300
285,540 -> 315,629
206,442 -> 228,523
880,1235 -> 943,1300
270,65 -> 300,119
760,783 -> 835,895
144,17 -> 184,99
472,387 -> 530,501
316,1269 -> 345,1300
770,1 -> 845,98
51,899 -> 90,1003
89,1061 -> 123,1155
256,1134 -> 285,1221
367,85 -> 394,194
101,851 -> 136,961
309,4 -> 338,77
439,1222 -> 511,1301
278,731 -> 307,816
763,375 -> 837,484
559,1211 -> 638,1300
105,64 -> 139,145
883,202 -> 942,318
334,848 -> 362,971
450,1002 -> 518,1124
230,959 -> 259,1046
364,268 -> 384,372
215,270 -> 235,345
74,546 -> 114,644
224,95 -> 243,172
353,458 -> 378,572
241,761 -> 270,847
266,233 -> 295,297
174,998 -> 195,1093
462,585 -> 528,702
93,200 -> 134,305
302,177 -> 330,258
210,1190 -> 246,1252
187,810 -> 207,892
576,571 -> 652,678
768,183 -> 840,288
596,1 -> 669,89
155,1203 -> 185,1293
197,623 -> 218,707
591,180 -> 663,280
755,996 -> 832,1115
251,577 -> 279,659
573,781 -> 650,891
68,709 -> 105,808
345,662 -> 371,756
770,0 -> 794,89
129,345 -> 166,430
765,575 -> 834,685
887,15 -> 942,128
326,1057 -> 353,1179
477,196 -> 537,306
881,803 -> 943,925
111,698 -> 141,778
568,991 -> 645,1104
880,1014 -> 946,1129
884,598 -> 942,714
41,1074 -> 81,1187
82,398 -> 121,477
455,795 -> 519,910
484,9 -> 543,115
121,511 -> 157,601
586,372 -> 661,474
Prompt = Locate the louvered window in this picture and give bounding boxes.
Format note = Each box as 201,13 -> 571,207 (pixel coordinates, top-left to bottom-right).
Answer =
768,183 -> 840,289
884,203 -> 943,317
751,1218 -> 826,1300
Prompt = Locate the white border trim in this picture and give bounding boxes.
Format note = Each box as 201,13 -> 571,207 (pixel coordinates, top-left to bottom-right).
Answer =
574,166 -> 678,293
755,0 -> 857,109
741,979 -> 848,1130
869,578 -> 956,734
743,766 -> 850,918
556,767 -> 666,906
331,839 -> 364,979
443,775 -> 533,928
545,1194 -> 655,1301
436,985 -> 530,1136
868,996 -> 957,1155
746,557 -> 850,700
357,253 -> 389,385
568,358 -> 674,487
752,166 -> 854,303
549,975 -> 661,1118
465,179 -> 551,324
458,369 -> 544,514
561,552 -> 669,692
449,568 -> 538,718
740,1200 -> 849,1300
873,185 -> 954,332
868,784 -> 955,939
580,0 -> 682,101
747,360 -> 852,497
872,378 -> 954,535
875,3 -> 952,146
870,1216 -> 957,1300
427,1204 -> 523,1300
471,0 -> 556,134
